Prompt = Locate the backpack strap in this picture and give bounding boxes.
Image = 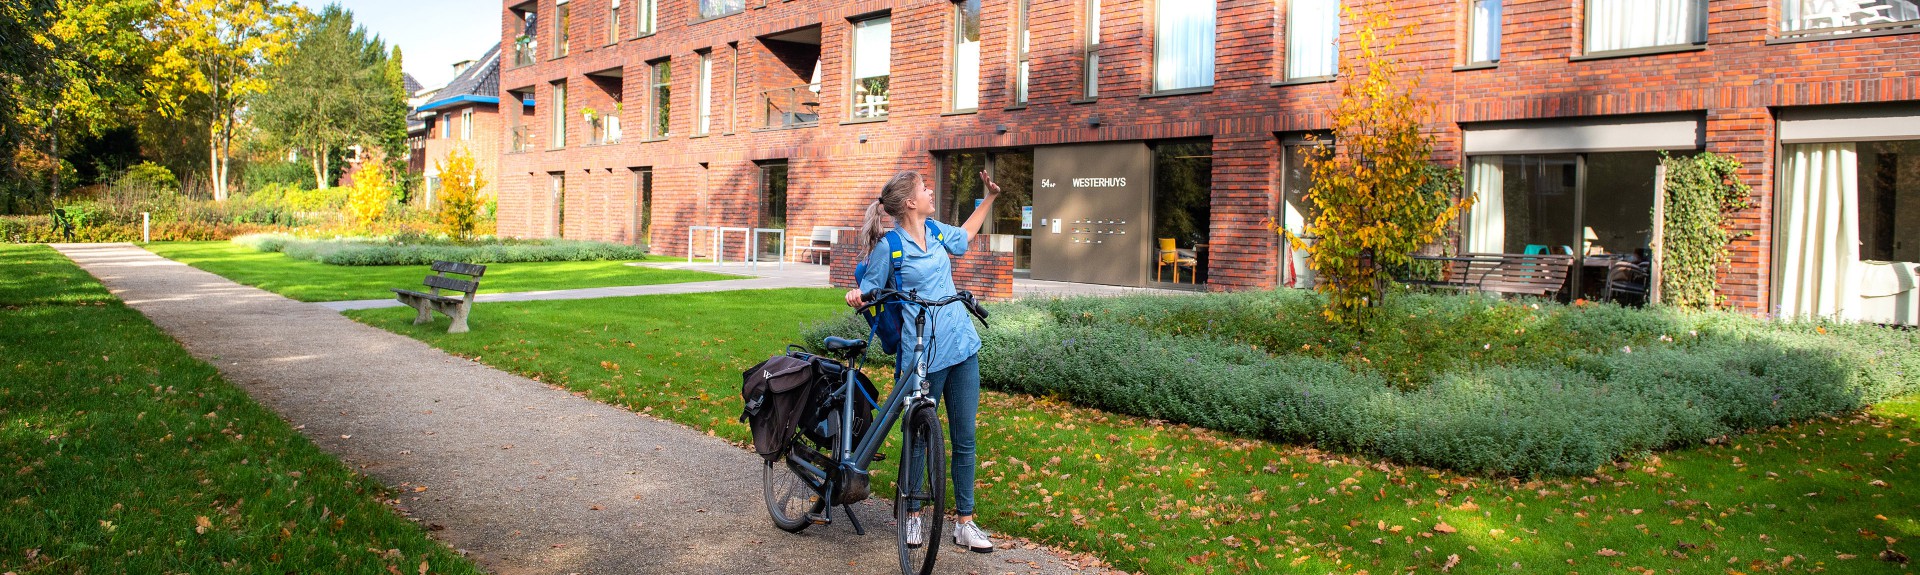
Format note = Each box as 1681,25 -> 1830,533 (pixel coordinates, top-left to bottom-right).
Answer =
883,228 -> 906,290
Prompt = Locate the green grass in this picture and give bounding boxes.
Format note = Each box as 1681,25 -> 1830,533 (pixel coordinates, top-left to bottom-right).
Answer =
145,241 -> 738,302
346,290 -> 1920,574
0,245 -> 481,574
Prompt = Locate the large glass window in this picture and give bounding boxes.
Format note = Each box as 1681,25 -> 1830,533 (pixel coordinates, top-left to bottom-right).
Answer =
1468,0 -> 1502,64
1280,134 -> 1330,288
554,0 -> 570,58
700,0 -> 744,19
1466,152 -> 1664,299
1151,140 -> 1213,285
1287,0 -> 1339,80
697,51 -> 713,135
550,172 -> 567,238
1585,0 -> 1704,53
759,161 -> 789,229
1083,0 -> 1101,99
939,150 -> 1034,270
1776,140 -> 1920,323
851,16 -> 892,120
1153,0 -> 1215,91
1014,0 -> 1030,105
1781,0 -> 1920,36
635,0 -> 656,35
953,0 -> 981,111
550,81 -> 567,148
631,167 -> 652,247
650,59 -> 671,138
1858,141 -> 1920,262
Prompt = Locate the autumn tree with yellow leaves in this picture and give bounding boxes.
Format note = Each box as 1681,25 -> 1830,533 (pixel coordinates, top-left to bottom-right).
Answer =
1274,10 -> 1473,325
434,148 -> 487,242
147,0 -> 305,201
344,163 -> 392,230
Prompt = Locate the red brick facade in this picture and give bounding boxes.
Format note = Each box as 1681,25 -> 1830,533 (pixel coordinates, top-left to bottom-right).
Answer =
497,0 -> 1920,312
422,103 -> 505,199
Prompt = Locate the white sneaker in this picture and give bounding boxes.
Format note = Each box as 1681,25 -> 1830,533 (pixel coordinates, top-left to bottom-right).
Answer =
903,514 -> 924,548
953,520 -> 993,553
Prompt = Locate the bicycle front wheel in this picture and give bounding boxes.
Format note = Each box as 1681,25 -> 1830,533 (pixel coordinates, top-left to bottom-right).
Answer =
896,404 -> 945,575
764,455 -> 822,533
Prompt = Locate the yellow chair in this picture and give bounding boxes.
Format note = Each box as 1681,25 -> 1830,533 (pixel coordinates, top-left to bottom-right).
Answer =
1157,238 -> 1198,283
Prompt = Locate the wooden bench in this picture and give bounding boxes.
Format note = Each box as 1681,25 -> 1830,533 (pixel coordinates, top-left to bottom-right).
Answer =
392,261 -> 487,333
1403,253 -> 1574,298
791,227 -> 834,264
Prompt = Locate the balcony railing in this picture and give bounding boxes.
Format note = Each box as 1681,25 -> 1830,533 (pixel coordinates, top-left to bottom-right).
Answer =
851,76 -> 890,120
587,115 -> 622,145
1779,0 -> 1920,38
760,83 -> 821,129
510,125 -> 535,153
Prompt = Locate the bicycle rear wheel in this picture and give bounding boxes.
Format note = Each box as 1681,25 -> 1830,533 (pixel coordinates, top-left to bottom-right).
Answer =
896,404 -> 945,575
764,452 -> 824,533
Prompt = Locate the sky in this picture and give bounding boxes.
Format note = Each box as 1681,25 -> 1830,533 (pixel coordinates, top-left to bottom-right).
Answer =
290,0 -> 501,90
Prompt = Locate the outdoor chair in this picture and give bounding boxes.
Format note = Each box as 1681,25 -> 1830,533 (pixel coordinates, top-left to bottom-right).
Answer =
1603,259 -> 1652,305
1156,238 -> 1197,283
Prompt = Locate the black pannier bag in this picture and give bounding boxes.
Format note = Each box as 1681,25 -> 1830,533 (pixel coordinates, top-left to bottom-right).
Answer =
801,357 -> 879,450
739,354 -> 818,462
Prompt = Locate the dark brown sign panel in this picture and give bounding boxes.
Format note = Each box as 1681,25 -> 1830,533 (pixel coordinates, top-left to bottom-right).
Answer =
1031,142 -> 1152,286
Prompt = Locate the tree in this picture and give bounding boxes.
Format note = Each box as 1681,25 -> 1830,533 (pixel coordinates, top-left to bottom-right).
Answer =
148,0 -> 304,201
3,0 -> 158,210
344,162 -> 391,229
1272,10 -> 1473,325
435,148 -> 487,242
253,4 -> 403,190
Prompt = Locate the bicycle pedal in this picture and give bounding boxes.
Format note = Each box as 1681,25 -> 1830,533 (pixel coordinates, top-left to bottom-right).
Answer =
806,512 -> 831,525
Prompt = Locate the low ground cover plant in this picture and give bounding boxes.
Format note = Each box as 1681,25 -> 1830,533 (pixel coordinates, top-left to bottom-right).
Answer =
803,290 -> 1919,477
146,241 -> 727,302
236,232 -> 650,266
347,289 -> 1920,575
0,245 -> 479,574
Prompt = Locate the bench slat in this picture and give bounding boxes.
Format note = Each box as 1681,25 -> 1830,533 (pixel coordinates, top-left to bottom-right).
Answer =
431,260 -> 487,278
424,275 -> 479,294
393,288 -> 464,305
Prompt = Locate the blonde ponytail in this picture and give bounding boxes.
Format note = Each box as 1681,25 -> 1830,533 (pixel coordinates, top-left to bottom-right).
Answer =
857,171 -> 922,253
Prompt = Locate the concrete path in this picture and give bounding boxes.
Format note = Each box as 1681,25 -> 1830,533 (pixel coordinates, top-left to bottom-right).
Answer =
320,259 -> 1192,312
54,244 -> 1101,575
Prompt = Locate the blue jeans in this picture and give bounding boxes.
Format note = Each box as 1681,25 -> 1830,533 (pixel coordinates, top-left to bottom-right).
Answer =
916,354 -> 980,516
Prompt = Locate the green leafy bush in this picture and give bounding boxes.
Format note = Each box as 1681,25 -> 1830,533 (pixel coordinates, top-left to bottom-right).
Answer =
235,233 -> 650,266
803,292 -> 1920,477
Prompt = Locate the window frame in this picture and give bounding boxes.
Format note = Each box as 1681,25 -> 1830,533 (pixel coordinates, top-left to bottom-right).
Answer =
461,109 -> 474,140
951,0 -> 981,113
553,0 -> 571,58
1464,0 -> 1502,65
1283,0 -> 1340,83
631,166 -> 653,246
697,0 -> 744,21
696,50 -> 713,135
1013,0 -> 1030,106
549,81 -> 568,148
848,14 -> 893,121
1151,0 -> 1217,93
1580,0 -> 1708,57
1081,0 -> 1101,100
634,0 -> 656,37
649,58 -> 672,139
607,0 -> 621,45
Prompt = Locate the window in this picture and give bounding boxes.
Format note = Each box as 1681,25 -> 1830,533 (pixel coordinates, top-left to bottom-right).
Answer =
554,0 -> 571,58
1781,0 -> 1920,36
631,167 -> 652,246
550,81 -> 567,148
1154,0 -> 1215,91
1083,0 -> 1101,98
1013,0 -> 1029,104
1286,0 -> 1338,80
1585,0 -> 1705,53
850,15 -> 892,120
635,0 -> 656,35
953,0 -> 981,111
700,0 -> 744,19
1150,140 -> 1213,285
1468,0 -> 1502,64
608,0 -> 621,45
697,51 -> 712,134
461,109 -> 473,140
649,59 -> 671,138
549,172 -> 567,238
759,161 -> 789,229
440,113 -> 450,138
1280,133 -> 1330,288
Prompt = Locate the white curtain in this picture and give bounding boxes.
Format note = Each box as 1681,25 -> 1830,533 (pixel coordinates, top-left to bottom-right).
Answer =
1785,0 -> 1920,32
1287,0 -> 1339,79
1154,0 -> 1215,90
698,55 -> 712,133
1470,0 -> 1502,62
955,40 -> 980,109
853,17 -> 891,81
1587,0 -> 1698,52
1466,157 -> 1505,254
1777,143 -> 1861,320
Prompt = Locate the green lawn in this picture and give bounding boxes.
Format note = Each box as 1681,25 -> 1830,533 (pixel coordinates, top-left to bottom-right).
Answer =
145,241 -> 738,302
347,290 -> 1920,574
0,245 -> 481,574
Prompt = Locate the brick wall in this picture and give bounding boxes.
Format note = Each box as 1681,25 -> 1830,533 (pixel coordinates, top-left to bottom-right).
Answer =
498,0 -> 1920,311
421,103 -> 505,199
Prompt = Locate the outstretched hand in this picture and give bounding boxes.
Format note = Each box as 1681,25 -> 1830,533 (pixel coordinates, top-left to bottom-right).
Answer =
978,170 -> 1001,196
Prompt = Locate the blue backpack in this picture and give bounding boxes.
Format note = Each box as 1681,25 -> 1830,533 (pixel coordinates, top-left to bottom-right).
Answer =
855,220 -> 943,356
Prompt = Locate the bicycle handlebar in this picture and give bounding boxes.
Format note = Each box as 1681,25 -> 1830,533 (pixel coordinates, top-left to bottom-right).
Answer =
857,288 -> 990,326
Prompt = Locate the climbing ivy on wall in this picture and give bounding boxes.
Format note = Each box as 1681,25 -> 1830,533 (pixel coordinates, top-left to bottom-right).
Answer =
1659,152 -> 1753,310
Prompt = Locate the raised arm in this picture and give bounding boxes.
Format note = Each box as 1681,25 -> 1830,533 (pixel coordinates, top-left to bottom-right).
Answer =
959,170 -> 1003,237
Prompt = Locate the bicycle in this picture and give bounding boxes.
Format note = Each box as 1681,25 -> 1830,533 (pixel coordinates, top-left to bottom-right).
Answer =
762,288 -> 989,575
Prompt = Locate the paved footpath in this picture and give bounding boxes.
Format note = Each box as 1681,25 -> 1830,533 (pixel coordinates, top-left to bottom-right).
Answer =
55,244 -> 1099,575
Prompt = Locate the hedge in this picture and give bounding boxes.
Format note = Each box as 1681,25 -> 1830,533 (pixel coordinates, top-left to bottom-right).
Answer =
235,233 -> 650,266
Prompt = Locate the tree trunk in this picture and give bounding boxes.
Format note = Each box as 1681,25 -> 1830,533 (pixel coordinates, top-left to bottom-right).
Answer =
312,151 -> 328,189
208,127 -> 224,201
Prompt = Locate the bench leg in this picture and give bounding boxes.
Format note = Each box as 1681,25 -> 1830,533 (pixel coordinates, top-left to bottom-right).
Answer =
446,304 -> 470,334
411,301 -> 433,325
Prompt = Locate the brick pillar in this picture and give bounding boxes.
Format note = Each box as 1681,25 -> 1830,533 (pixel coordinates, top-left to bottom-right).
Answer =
1207,134 -> 1281,291
1706,107 -> 1774,314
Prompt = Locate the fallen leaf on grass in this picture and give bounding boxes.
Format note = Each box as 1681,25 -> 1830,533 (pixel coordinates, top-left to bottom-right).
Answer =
1596,548 -> 1623,557
195,515 -> 211,534
1434,522 -> 1457,534
1880,549 -> 1909,564
1442,554 -> 1460,572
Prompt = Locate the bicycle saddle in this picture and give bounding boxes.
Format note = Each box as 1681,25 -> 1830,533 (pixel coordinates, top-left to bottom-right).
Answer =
822,336 -> 868,353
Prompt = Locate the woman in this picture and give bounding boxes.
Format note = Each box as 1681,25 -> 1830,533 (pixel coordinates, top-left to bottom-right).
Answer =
843,169 -> 1001,553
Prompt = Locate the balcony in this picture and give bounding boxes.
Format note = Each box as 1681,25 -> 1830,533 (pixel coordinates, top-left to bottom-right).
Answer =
511,125 -> 535,153
760,83 -> 820,129
587,115 -> 622,145
1779,0 -> 1920,38
513,36 -> 538,68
